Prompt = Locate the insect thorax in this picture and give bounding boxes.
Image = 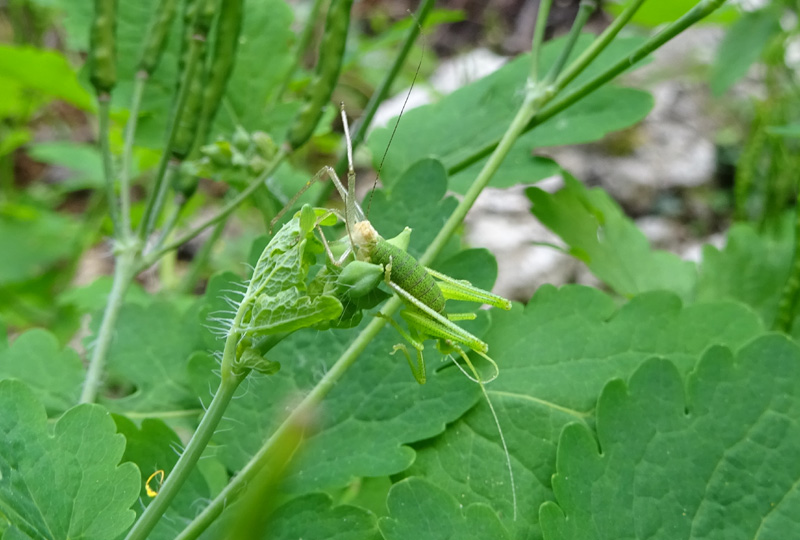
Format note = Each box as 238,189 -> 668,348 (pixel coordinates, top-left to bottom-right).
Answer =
370,240 -> 445,314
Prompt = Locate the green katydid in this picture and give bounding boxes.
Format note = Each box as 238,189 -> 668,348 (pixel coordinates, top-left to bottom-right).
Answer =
272,105 -> 518,519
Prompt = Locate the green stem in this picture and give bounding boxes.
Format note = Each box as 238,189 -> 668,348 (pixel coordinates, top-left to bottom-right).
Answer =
317,0 -> 435,206
124,368 -> 246,540
138,34 -> 204,242
97,94 -> 121,235
554,0 -> 647,92
447,0 -> 729,176
174,300 -> 401,540
774,193 -> 800,333
121,73 -> 147,237
79,248 -> 136,403
146,160 -> 180,239
528,0 -> 552,81
139,148 -> 287,271
542,0 -> 595,85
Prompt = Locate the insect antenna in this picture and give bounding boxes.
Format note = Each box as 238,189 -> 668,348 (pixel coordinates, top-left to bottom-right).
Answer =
365,9 -> 427,218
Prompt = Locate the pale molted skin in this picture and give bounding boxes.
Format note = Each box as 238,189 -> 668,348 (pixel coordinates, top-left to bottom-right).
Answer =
352,220 -> 379,259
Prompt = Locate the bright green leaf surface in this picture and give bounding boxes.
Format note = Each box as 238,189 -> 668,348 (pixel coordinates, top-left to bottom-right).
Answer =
710,7 -> 781,96
528,176 -> 697,301
114,416 -> 215,540
266,494 -> 380,540
696,217 -> 794,332
27,141 -> 103,191
0,380 -> 139,539
367,35 -> 652,192
379,477 -> 511,540
766,124 -> 800,138
541,334 -> 800,539
408,286 -> 764,538
58,276 -> 152,315
605,0 -> 738,27
0,329 -> 84,415
0,204 -> 81,284
101,301 -> 208,415
0,45 -> 93,110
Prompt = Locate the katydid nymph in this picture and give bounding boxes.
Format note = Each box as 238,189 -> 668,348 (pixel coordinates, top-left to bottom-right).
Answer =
273,105 -> 518,519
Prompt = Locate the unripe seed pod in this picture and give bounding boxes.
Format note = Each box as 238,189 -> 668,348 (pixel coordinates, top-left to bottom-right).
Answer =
172,166 -> 200,199
138,0 -> 179,75
89,0 -> 117,94
197,0 -> 244,145
286,0 -> 354,149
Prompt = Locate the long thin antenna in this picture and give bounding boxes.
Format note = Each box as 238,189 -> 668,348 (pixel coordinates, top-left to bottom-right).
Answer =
366,10 -> 427,218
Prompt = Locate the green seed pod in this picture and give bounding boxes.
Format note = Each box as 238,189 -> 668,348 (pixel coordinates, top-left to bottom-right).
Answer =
171,0 -> 218,160
172,168 -> 200,200
138,0 -> 179,76
89,0 -> 117,94
286,0 -> 354,150
197,0 -> 244,146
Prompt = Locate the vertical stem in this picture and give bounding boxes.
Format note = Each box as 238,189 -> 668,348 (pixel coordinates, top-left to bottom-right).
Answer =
542,0 -> 596,86
178,220 -> 226,294
120,72 -> 148,237
775,192 -> 800,333
529,0 -> 552,82
138,35 -> 204,242
124,367 -> 246,540
97,94 -> 121,234
79,248 -> 136,403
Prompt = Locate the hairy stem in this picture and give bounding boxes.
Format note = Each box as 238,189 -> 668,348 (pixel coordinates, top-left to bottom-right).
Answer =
177,219 -> 227,294
79,247 -> 136,403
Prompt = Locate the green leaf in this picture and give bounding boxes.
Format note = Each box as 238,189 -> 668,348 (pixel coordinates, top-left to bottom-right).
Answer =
710,7 -> 781,96
766,124 -> 800,138
114,416 -> 216,540
528,175 -> 697,301
27,141 -> 104,191
100,301 -> 208,415
0,329 -> 84,415
605,0 -> 739,27
266,494 -> 381,540
58,276 -> 152,315
0,379 -> 139,539
696,216 -> 795,333
0,45 -> 93,110
407,287 -> 764,538
0,204 -> 81,285
540,334 -> 800,539
379,477 -> 511,540
366,35 -> 652,193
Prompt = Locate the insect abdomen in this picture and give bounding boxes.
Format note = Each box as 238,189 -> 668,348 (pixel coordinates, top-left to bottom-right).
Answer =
371,240 -> 445,313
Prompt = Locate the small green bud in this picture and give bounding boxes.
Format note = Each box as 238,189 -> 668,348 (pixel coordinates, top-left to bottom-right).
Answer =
252,131 -> 277,159
386,227 -> 412,251
201,142 -> 233,167
236,347 -> 280,376
249,155 -> 268,175
231,151 -> 248,168
232,127 -> 251,151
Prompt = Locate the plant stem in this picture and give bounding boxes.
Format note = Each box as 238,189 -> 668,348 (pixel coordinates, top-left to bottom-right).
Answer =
447,0 -> 729,176
124,367 -> 246,540
316,0 -> 435,206
97,94 -> 121,235
120,72 -> 147,237
174,299 -> 401,540
79,247 -> 136,403
139,148 -> 287,271
542,0 -> 595,85
529,0 -> 553,82
138,34 -> 204,242
775,196 -> 800,332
